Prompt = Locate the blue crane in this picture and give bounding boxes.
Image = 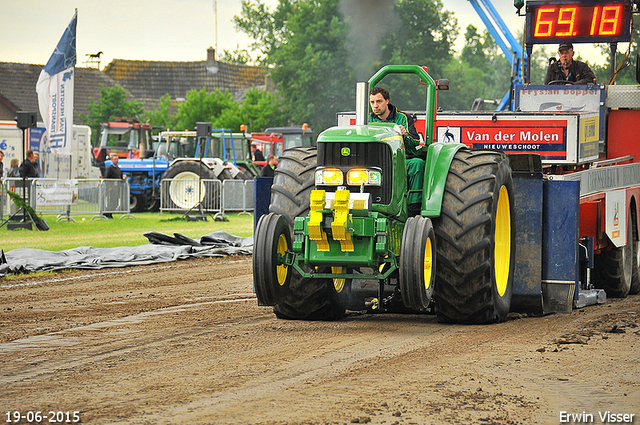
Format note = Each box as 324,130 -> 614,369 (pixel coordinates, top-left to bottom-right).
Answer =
468,0 -> 526,110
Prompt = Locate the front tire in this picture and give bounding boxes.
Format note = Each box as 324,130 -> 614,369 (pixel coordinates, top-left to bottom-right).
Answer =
266,147 -> 349,320
253,213 -> 291,306
399,216 -> 436,310
432,149 -> 515,324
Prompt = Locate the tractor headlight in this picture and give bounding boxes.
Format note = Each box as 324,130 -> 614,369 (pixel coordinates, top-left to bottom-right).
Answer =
346,168 -> 382,186
316,168 -> 343,186
316,167 -> 382,186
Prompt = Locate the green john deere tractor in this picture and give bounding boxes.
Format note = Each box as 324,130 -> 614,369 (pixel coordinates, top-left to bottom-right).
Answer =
253,65 -> 515,324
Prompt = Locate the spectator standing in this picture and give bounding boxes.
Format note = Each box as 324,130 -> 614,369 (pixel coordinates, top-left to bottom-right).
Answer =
105,154 -> 126,180
7,159 -> 20,177
19,150 -> 38,178
261,155 -> 277,177
32,151 -> 41,177
103,154 -> 127,218
0,150 -> 4,178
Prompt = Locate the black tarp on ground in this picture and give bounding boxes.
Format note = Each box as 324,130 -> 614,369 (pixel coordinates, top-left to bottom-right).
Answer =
0,231 -> 253,277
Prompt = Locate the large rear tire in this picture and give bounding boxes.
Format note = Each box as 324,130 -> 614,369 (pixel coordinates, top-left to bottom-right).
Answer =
593,212 -> 633,298
163,161 -> 216,210
266,147 -> 349,320
253,213 -> 292,306
432,149 -> 515,324
399,216 -> 436,310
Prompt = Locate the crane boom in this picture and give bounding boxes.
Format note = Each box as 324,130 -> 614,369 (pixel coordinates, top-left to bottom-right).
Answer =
468,0 -> 525,110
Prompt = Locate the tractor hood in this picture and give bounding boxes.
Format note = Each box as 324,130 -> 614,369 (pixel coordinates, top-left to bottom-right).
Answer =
317,124 -> 403,148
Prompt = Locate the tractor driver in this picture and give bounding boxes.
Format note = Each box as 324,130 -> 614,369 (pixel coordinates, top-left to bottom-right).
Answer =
369,86 -> 424,217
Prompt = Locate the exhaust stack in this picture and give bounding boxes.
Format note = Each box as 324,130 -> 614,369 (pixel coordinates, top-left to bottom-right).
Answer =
355,82 -> 369,126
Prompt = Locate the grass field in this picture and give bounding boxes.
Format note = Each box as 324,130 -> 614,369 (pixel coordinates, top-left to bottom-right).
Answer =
0,212 -> 255,253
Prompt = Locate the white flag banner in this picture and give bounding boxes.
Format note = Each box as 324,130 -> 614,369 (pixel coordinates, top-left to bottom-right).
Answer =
36,10 -> 77,155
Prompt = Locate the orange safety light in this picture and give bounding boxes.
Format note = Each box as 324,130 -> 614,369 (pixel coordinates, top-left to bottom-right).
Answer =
240,124 -> 246,131
302,123 -> 309,131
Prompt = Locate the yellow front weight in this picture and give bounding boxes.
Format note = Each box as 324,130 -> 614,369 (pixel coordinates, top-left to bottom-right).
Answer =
308,190 -> 330,252
331,189 -> 354,252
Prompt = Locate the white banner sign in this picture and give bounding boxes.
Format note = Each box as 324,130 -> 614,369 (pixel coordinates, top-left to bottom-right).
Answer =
35,180 -> 79,206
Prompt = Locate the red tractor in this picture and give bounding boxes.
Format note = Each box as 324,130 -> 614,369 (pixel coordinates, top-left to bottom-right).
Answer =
92,119 -> 156,175
249,124 -> 314,168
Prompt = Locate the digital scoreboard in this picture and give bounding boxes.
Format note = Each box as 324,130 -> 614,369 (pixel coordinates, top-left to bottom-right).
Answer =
525,0 -> 632,45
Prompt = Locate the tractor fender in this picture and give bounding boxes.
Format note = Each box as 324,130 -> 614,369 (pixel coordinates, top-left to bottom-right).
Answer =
422,142 -> 466,217
225,162 -> 242,178
169,157 -> 226,178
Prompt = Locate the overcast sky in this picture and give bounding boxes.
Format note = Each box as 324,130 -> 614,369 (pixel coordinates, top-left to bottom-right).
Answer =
1,0 -> 608,68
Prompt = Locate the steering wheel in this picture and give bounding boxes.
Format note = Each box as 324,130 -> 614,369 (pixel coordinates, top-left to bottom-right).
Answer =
547,80 -> 573,85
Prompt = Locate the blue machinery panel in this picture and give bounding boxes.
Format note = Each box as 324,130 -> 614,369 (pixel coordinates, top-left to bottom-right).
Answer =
253,177 -> 273,230
511,176 -> 544,313
512,175 -> 580,314
541,179 -> 580,314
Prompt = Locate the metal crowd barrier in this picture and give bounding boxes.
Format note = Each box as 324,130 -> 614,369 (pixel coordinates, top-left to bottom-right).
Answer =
222,179 -> 254,215
160,178 -> 255,216
1,178 -> 132,222
1,178 -> 36,222
97,179 -> 131,220
2,176 -> 256,222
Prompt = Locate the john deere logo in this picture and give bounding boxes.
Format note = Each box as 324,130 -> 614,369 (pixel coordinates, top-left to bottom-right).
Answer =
341,147 -> 351,156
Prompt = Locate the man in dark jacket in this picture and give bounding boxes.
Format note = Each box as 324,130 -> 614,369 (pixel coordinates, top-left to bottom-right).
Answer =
544,42 -> 596,85
251,144 -> 266,162
261,155 -> 277,177
104,154 -> 125,180
369,86 -> 424,216
19,150 -> 38,178
104,153 -> 127,218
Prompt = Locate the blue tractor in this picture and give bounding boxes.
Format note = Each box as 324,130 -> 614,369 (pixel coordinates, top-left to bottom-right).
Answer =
107,129 -> 254,212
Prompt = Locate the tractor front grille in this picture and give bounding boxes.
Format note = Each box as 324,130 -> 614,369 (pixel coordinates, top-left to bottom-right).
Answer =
317,141 -> 393,205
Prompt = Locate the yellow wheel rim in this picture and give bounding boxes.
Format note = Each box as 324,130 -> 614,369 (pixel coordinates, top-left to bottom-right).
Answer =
424,236 -> 433,291
332,266 -> 345,293
494,185 -> 511,297
276,233 -> 288,286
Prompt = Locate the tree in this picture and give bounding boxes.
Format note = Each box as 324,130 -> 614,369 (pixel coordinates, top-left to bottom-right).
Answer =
365,0 -> 459,111
173,86 -> 287,133
173,87 -> 239,132
235,0 -> 461,130
528,44 -> 555,85
79,84 -> 144,143
590,15 -> 640,85
237,87 -> 288,131
142,94 -> 175,130
237,0 -> 353,131
220,48 -> 253,65
436,26 -> 512,111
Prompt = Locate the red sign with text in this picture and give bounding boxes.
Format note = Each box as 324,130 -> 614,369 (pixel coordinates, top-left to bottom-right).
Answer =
434,119 -> 568,159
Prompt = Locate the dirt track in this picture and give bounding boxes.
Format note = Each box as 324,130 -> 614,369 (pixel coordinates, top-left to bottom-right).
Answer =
1,255 -> 639,424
